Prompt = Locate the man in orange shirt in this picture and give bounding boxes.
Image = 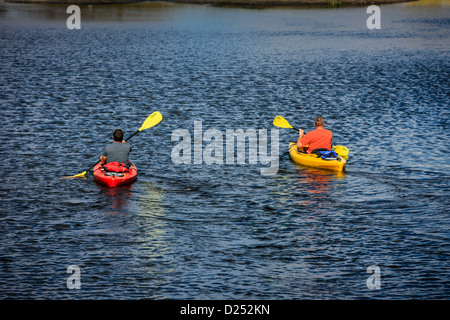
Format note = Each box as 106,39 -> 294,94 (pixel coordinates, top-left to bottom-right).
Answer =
297,116 -> 332,154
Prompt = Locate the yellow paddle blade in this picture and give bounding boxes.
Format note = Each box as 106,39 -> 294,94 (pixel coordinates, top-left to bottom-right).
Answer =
62,171 -> 87,179
139,111 -> 163,132
273,115 -> 293,129
333,145 -> 349,156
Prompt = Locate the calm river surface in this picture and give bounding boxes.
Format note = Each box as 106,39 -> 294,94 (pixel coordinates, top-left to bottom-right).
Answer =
0,0 -> 448,300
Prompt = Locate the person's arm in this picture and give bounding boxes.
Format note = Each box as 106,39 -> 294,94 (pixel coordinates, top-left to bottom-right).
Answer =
297,129 -> 306,149
101,146 -> 107,165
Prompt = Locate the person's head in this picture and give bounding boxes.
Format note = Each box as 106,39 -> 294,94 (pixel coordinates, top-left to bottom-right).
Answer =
113,128 -> 124,142
314,116 -> 325,127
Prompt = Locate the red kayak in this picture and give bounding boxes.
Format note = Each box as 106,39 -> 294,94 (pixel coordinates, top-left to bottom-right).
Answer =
93,162 -> 138,187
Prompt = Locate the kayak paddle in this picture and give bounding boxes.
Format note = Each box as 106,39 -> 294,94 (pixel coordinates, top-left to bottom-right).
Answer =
64,111 -> 163,179
273,115 -> 349,156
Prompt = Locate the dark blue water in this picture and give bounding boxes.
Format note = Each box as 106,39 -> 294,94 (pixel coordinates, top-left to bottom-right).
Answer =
0,1 -> 449,300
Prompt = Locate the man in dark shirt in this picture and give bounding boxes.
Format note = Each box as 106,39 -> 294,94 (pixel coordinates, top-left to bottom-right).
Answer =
100,129 -> 132,165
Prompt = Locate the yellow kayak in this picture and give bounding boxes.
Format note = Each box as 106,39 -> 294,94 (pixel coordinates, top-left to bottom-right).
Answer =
289,142 -> 346,172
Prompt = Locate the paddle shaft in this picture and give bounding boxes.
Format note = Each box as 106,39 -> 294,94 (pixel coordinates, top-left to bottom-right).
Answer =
125,129 -> 140,142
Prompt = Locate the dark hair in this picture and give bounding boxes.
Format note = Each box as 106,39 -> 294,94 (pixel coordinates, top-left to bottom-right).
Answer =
314,116 -> 324,127
113,129 -> 124,142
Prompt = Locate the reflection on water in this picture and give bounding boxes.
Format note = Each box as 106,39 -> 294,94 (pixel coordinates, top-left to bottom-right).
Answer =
135,182 -> 172,299
0,1 -> 181,24
295,167 -> 345,194
405,0 -> 450,6
97,183 -> 134,215
137,181 -> 166,227
289,166 -> 346,212
135,182 -> 167,264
